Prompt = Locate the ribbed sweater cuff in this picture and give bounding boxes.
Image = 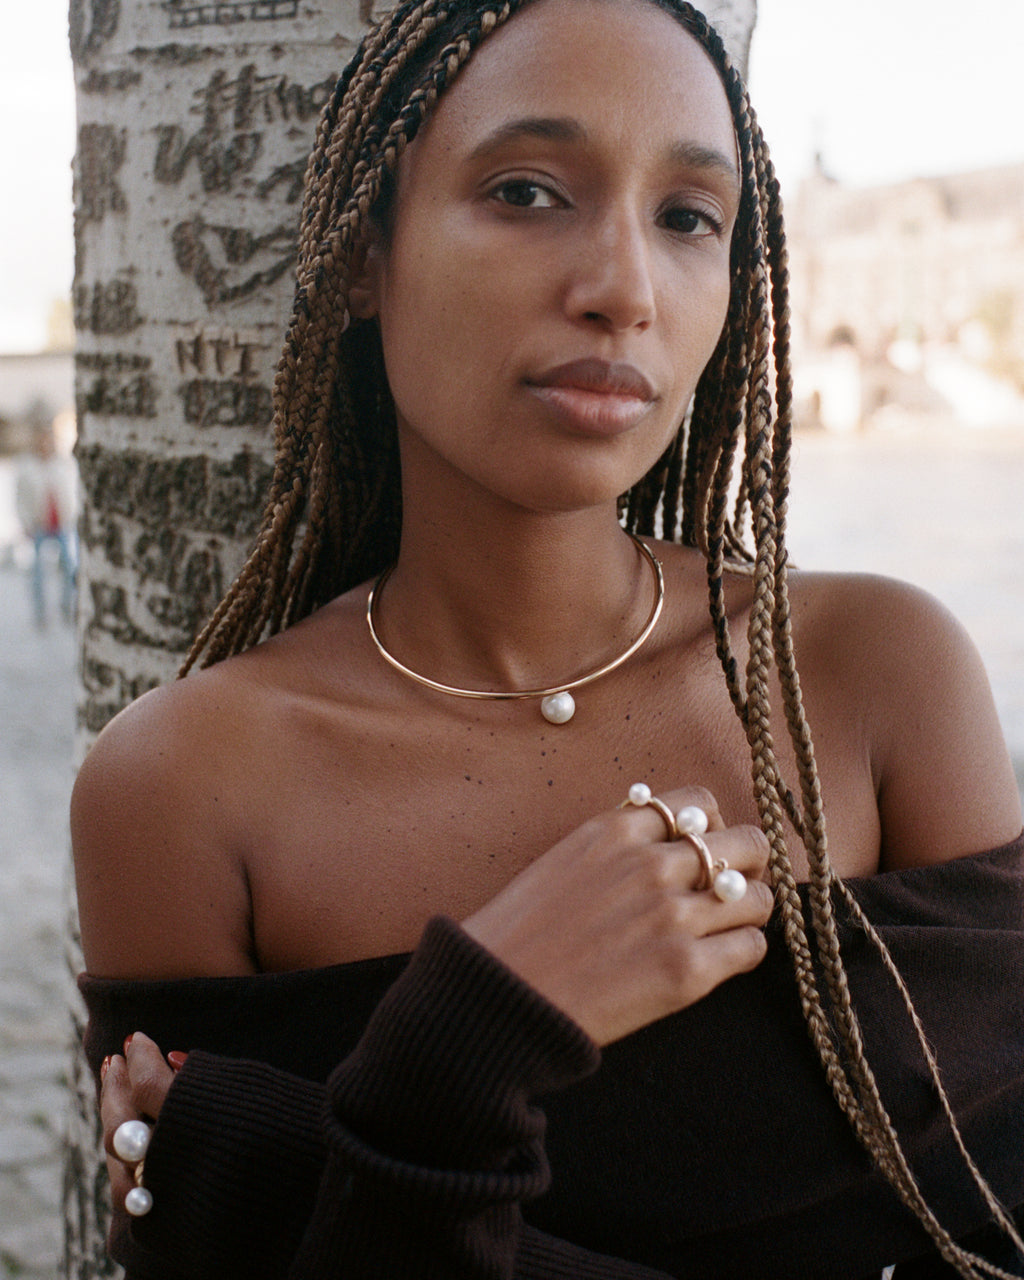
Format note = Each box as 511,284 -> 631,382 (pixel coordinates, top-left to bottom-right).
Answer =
128,1054 -> 325,1277
290,917 -> 600,1278
327,915 -> 601,1181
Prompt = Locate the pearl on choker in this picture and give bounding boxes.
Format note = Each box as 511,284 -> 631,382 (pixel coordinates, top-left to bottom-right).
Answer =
540,691 -> 576,724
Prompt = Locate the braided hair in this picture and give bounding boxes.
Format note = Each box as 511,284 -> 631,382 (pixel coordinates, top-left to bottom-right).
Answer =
182,1 -> 1023,1272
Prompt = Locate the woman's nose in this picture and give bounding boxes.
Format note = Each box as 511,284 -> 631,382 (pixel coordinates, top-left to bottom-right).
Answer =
564,208 -> 657,332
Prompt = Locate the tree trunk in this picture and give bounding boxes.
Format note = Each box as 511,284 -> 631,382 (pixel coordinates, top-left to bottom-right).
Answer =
64,0 -> 755,1271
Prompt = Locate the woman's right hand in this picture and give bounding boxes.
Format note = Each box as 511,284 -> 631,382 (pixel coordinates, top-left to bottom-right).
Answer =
462,788 -> 773,1047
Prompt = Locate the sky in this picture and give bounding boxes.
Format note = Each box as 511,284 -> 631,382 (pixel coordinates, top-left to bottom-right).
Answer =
1,0 -> 1023,353
749,0 -> 1024,196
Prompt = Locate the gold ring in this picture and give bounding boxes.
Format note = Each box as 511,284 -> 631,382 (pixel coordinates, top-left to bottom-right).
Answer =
678,831 -> 715,890
619,782 -> 678,841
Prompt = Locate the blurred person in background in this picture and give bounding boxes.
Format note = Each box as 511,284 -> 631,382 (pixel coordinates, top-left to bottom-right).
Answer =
16,422 -> 77,628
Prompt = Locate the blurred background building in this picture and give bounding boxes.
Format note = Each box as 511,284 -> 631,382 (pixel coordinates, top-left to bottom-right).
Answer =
788,159 -> 1024,434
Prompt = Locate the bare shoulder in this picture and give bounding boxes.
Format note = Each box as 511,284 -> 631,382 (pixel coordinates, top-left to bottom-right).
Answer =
787,570 -> 1021,867
71,595 -> 382,979
71,657 -> 268,980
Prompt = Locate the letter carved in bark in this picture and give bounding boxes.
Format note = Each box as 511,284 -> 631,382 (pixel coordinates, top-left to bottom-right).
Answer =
76,125 -> 128,224
162,0 -> 300,25
172,216 -> 297,305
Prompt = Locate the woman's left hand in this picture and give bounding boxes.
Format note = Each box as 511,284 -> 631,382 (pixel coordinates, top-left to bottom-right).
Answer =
100,1032 -> 179,1215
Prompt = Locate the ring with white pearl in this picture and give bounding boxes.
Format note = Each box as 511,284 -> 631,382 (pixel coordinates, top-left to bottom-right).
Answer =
711,858 -> 748,903
113,1119 -> 152,1164
125,1184 -> 154,1217
674,805 -> 709,837
113,1119 -> 154,1216
619,782 -> 677,841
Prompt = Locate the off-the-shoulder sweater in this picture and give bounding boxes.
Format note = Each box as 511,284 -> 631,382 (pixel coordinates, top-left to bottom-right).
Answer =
81,835 -> 1024,1280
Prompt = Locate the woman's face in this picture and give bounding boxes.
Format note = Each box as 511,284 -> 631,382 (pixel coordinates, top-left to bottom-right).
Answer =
358,0 -> 741,517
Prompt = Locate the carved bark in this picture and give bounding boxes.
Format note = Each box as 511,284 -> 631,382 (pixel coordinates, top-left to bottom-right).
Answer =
65,0 -> 755,1271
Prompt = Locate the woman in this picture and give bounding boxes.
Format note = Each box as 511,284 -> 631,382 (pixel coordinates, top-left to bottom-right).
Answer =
72,0 -> 1024,1275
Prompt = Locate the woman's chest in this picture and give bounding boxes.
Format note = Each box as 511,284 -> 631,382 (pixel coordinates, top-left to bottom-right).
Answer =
237,662 -> 880,971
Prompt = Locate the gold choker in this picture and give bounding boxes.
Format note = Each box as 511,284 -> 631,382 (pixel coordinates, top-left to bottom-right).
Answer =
365,535 -> 664,725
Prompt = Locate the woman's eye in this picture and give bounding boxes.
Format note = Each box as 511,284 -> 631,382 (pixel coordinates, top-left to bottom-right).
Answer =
492,180 -> 559,209
663,207 -> 721,237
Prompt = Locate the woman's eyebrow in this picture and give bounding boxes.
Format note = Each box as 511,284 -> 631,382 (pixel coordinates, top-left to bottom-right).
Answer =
465,118 -> 739,192
465,116 -> 586,161
667,141 -> 741,193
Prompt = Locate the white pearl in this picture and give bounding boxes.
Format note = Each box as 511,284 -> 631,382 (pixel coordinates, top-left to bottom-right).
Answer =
125,1185 -> 153,1217
113,1119 -> 152,1163
713,868 -> 748,903
675,805 -> 708,836
627,782 -> 652,806
540,691 -> 575,724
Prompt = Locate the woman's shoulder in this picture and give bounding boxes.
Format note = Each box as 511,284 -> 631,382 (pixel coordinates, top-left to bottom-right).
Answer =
783,568 -> 1022,867
71,666 -> 260,979
70,625 -> 338,980
711,560 -> 982,713
71,599 -> 387,979
74,649 -> 273,813
785,567 -> 971,664
75,593 -> 372,807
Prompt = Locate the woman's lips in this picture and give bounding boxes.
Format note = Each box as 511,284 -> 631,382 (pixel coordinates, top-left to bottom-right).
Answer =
525,359 -> 657,435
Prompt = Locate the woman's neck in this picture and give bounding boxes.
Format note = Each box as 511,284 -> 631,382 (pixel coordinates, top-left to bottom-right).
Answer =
375,501 -> 654,693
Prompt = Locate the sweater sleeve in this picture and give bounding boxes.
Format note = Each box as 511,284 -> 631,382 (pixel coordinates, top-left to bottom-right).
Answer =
108,918 -> 674,1280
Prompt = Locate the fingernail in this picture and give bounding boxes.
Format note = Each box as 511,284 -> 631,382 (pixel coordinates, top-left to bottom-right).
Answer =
100,1055 -> 112,1081
123,1034 -> 134,1055
167,1051 -> 188,1072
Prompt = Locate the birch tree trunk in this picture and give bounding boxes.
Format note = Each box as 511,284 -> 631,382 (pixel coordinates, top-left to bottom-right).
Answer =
64,0 -> 756,1272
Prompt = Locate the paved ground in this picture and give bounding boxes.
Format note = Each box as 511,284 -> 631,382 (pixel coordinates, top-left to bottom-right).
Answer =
0,555 -> 76,1277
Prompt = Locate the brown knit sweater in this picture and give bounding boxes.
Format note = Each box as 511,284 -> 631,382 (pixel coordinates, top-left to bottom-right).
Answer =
81,836 -> 1024,1279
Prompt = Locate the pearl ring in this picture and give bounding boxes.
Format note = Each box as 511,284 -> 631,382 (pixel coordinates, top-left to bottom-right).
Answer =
671,804 -> 748,901
710,858 -> 748,903
113,1119 -> 154,1217
619,782 -> 677,841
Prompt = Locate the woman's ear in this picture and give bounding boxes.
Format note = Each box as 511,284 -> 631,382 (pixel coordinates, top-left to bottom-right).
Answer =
347,229 -> 385,321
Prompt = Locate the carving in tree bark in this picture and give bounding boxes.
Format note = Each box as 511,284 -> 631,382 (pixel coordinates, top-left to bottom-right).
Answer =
65,0 -> 756,1271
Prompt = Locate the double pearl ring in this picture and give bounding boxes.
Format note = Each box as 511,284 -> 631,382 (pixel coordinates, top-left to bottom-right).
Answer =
113,1119 -> 154,1217
621,784 -> 747,903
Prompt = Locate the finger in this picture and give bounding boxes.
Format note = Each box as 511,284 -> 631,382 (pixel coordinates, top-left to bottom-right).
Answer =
658,825 -> 769,898
689,877 -> 775,938
101,1054 -> 142,1155
688,924 -> 770,998
100,1054 -> 142,1206
124,1032 -> 175,1122
701,824 -> 771,879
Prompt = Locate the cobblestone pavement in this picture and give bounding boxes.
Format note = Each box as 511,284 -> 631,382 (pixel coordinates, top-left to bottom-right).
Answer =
0,557 -> 77,1277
